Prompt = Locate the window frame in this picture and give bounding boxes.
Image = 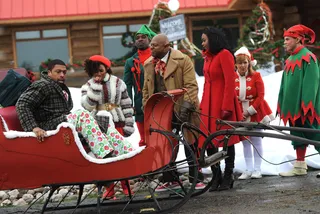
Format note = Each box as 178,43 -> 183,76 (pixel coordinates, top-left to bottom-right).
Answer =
12,25 -> 72,68
99,20 -> 148,60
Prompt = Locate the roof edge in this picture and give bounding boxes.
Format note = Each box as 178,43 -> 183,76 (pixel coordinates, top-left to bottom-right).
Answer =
0,6 -> 235,25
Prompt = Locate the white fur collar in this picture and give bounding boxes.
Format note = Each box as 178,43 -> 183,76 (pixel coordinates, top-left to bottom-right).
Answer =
103,73 -> 111,82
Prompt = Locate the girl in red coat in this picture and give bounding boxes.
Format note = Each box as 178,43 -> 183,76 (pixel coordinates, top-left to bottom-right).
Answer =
234,47 -> 275,180
199,27 -> 242,191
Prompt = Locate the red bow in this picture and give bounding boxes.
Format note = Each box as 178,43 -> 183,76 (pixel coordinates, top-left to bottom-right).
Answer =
152,58 -> 166,75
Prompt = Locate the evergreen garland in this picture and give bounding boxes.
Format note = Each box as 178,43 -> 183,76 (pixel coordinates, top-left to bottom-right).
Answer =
238,3 -> 320,69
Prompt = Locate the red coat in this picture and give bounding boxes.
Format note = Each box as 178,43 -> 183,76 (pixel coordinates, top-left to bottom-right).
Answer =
235,71 -> 274,123
199,49 -> 242,148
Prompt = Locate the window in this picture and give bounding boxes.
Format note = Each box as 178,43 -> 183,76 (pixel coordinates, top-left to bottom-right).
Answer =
102,23 -> 145,62
15,28 -> 70,71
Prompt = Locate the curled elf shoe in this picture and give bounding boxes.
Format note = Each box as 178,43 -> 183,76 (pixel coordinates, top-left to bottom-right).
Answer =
279,161 -> 307,177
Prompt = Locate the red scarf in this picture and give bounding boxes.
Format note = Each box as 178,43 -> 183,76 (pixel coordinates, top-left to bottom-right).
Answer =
138,48 -> 152,63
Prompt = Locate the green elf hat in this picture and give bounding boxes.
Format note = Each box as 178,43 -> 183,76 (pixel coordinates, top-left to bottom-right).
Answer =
136,25 -> 157,39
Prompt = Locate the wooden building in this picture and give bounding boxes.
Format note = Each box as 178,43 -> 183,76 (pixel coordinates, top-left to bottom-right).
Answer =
0,0 -> 319,85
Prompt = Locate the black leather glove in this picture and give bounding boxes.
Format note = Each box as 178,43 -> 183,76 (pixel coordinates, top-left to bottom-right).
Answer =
220,110 -> 232,120
179,101 -> 195,123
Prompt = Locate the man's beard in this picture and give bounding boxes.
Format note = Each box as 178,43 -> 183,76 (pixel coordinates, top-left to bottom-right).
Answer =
58,81 -> 67,89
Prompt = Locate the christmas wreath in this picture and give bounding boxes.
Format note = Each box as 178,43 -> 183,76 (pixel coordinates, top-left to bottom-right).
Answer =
121,32 -> 135,48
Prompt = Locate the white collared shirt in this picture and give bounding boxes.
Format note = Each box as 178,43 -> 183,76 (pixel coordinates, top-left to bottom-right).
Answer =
161,51 -> 170,64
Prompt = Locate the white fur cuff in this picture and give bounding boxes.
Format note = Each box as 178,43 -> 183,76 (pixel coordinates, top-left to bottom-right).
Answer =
247,105 -> 257,115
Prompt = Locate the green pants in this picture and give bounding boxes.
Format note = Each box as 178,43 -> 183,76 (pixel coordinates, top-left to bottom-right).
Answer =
289,118 -> 320,153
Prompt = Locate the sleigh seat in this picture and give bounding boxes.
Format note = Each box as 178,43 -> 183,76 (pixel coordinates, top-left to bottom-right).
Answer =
0,106 -> 145,165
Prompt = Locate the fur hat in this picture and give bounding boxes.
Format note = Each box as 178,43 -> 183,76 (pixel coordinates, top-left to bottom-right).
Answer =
234,46 -> 257,67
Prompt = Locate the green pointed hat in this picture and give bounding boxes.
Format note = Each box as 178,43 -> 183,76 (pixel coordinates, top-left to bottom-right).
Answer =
136,25 -> 157,39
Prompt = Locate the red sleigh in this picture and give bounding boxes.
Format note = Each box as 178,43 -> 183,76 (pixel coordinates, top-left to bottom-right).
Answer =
0,88 -> 206,213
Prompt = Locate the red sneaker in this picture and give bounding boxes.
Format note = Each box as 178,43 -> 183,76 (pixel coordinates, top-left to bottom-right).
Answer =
155,182 -> 181,192
195,182 -> 206,190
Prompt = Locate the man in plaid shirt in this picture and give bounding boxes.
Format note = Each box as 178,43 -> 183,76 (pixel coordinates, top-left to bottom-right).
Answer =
16,59 -> 133,159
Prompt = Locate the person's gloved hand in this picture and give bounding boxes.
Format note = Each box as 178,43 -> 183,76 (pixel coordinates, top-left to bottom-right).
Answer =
179,101 -> 195,123
220,110 -> 232,120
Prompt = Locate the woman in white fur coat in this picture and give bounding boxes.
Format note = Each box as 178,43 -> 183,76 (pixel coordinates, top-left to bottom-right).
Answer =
81,55 -> 135,199
81,55 -> 135,138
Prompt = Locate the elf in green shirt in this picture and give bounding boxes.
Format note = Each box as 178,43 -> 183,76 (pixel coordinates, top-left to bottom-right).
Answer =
277,24 -> 320,177
123,25 -> 156,147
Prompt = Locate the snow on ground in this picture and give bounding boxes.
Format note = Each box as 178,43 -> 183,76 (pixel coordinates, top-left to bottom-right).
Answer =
69,71 -> 320,176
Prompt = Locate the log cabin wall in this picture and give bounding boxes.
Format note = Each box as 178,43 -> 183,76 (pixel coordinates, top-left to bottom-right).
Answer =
0,27 -> 14,69
70,22 -> 100,63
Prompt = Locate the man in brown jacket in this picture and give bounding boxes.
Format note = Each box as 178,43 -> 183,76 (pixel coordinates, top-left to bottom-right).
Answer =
142,34 -> 204,191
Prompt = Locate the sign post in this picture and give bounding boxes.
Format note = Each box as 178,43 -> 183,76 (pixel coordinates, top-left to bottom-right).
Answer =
159,14 -> 186,49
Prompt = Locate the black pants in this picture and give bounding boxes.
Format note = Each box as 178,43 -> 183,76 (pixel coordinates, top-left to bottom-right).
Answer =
161,117 -> 202,183
206,144 -> 235,170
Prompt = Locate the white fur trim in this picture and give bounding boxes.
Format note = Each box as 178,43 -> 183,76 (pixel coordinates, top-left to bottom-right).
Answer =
86,87 -> 102,102
103,73 -> 110,82
234,46 -> 251,58
81,84 -> 89,93
116,108 -> 126,122
123,125 -> 135,134
109,75 -> 118,104
260,114 -> 275,124
247,105 -> 257,115
251,59 -> 257,67
123,108 -> 134,115
121,97 -> 132,106
3,122 -> 144,164
110,109 -> 120,122
0,115 -> 9,132
81,96 -> 96,112
96,110 -> 115,127
88,79 -> 103,91
125,117 -> 134,123
119,79 -> 127,92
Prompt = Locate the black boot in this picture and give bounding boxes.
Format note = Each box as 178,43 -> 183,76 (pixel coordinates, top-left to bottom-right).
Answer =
209,164 -> 222,192
218,168 -> 234,191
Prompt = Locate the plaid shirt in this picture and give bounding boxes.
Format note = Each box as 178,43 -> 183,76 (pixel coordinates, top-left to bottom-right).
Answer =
16,73 -> 73,131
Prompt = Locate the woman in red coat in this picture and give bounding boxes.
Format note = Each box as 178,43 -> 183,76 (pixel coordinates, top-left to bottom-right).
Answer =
199,27 -> 242,191
234,47 -> 275,180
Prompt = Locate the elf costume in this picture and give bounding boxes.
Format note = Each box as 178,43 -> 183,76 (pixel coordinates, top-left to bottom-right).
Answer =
277,24 -> 320,177
123,25 -> 156,147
